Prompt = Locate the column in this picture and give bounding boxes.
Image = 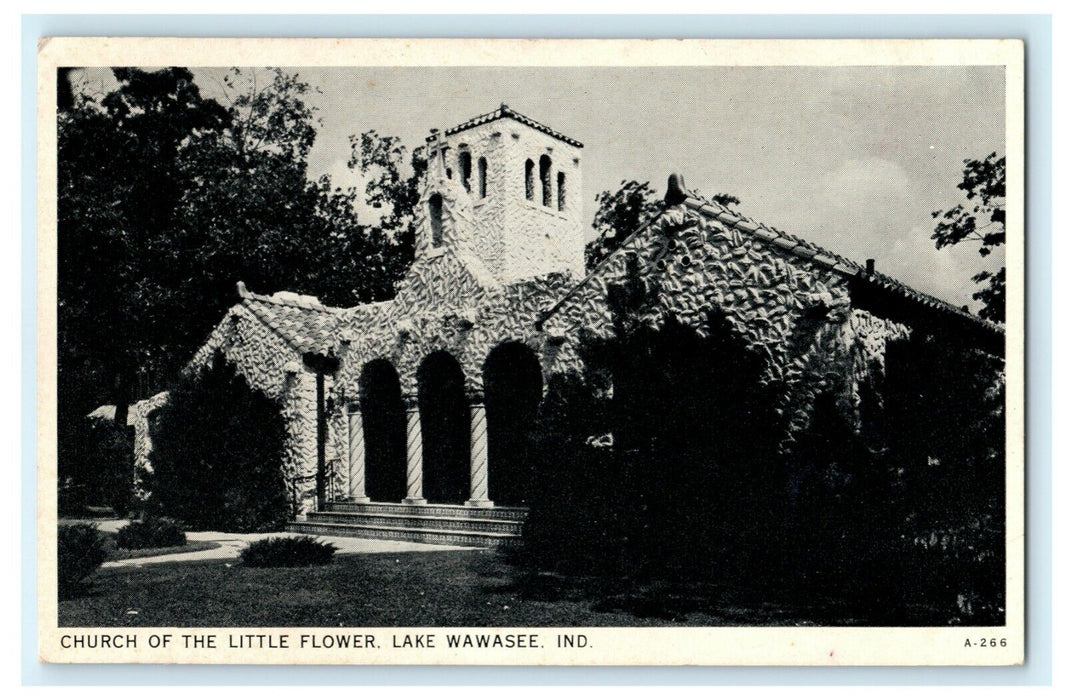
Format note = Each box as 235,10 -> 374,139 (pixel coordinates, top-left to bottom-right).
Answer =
402,405 -> 427,505
347,406 -> 370,503
465,401 -> 493,507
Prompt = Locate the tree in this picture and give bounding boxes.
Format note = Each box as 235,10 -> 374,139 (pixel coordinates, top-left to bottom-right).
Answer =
57,68 -> 418,489
931,152 -> 1005,323
58,67 -> 231,442
585,181 -> 741,268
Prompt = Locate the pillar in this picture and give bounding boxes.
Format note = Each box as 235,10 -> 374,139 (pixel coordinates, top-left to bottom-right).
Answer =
347,406 -> 370,503
402,405 -> 427,505
465,401 -> 493,507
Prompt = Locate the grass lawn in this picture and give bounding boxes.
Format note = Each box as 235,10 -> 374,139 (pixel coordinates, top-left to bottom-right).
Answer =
59,548 -> 874,627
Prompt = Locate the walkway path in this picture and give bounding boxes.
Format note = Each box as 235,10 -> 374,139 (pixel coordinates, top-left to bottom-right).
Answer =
66,519 -> 472,568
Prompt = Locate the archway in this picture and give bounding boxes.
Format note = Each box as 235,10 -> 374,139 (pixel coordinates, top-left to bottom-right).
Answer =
359,360 -> 407,502
483,342 -> 543,507
417,351 -> 471,504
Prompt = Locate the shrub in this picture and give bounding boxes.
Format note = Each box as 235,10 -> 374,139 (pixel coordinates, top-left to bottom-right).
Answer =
239,536 -> 337,568
57,523 -> 108,598
114,516 -> 187,550
149,353 -> 289,532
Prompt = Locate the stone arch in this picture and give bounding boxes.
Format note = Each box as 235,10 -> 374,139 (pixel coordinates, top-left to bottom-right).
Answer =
428,193 -> 444,247
359,359 -> 407,502
556,170 -> 566,211
483,341 -> 543,507
417,351 -> 471,504
477,156 -> 488,198
539,154 -> 553,207
524,159 -> 535,201
459,151 -> 472,192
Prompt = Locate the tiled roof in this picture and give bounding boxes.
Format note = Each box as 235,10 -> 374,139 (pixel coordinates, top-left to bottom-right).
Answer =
426,104 -> 584,148
237,283 -> 343,356
679,192 -> 1003,336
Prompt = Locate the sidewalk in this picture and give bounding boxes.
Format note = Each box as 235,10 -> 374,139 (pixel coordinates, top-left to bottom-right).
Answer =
66,518 -> 472,568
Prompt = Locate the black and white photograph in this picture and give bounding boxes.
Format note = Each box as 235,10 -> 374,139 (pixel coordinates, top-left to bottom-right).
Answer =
38,38 -> 1024,665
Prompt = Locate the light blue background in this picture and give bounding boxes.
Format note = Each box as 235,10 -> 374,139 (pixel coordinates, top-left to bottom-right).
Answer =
22,13 -> 1052,686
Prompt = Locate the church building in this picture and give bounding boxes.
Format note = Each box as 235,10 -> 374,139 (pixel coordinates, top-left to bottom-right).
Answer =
153,105 -> 1002,545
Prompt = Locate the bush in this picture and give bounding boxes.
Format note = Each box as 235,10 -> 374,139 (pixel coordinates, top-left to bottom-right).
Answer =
114,516 -> 187,550
57,523 -> 108,598
148,353 -> 289,532
239,536 -> 337,568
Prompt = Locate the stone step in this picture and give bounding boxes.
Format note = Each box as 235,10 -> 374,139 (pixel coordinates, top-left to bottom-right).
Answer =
287,520 -> 520,548
306,510 -> 524,535
322,500 -> 528,522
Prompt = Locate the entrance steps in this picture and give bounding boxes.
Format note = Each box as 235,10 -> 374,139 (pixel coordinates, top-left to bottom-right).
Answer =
287,501 -> 528,548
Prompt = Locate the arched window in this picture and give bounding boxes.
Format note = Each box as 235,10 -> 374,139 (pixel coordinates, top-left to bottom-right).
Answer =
556,171 -> 566,212
524,159 -> 535,201
539,155 -> 552,207
459,151 -> 472,192
428,193 -> 443,247
478,157 -> 488,198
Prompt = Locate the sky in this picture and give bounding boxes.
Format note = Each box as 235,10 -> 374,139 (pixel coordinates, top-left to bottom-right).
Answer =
82,65 -> 1006,310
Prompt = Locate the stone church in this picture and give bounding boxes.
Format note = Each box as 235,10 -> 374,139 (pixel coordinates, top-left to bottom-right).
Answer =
114,105 -> 1003,545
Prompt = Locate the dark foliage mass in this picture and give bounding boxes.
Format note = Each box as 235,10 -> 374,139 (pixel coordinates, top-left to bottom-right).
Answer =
518,287 -> 1005,624
240,536 -> 337,568
57,523 -> 108,598
115,516 -> 187,550
147,354 -> 289,532
519,308 -> 785,583
57,67 -> 424,491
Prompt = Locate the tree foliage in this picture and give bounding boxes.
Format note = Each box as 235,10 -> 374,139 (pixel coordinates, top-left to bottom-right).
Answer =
931,152 -> 1005,322
57,67 -> 420,485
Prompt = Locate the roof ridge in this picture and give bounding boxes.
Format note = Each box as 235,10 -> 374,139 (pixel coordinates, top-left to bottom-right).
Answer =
426,103 -> 584,148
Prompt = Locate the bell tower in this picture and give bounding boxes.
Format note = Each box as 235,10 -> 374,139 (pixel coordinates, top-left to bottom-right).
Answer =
421,105 -> 585,283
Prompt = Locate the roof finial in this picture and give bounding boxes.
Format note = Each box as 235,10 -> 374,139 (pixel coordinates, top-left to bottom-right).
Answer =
236,280 -> 248,298
664,173 -> 689,206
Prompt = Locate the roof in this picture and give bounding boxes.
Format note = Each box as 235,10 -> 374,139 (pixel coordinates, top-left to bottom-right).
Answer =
539,175 -> 1003,342
236,282 -> 343,356
426,104 -> 584,149
676,190 -> 1003,337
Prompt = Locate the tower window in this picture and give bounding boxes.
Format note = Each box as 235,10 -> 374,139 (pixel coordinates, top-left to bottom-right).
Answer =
478,157 -> 488,198
428,193 -> 443,247
540,155 -> 552,207
459,151 -> 472,193
556,171 -> 566,211
525,159 -> 535,201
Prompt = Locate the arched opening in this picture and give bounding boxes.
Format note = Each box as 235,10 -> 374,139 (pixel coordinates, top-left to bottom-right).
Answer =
428,193 -> 443,247
359,360 -> 407,502
556,171 -> 566,212
417,351 -> 471,504
459,151 -> 472,192
539,155 -> 552,207
478,157 -> 488,198
524,159 -> 535,201
483,342 -> 543,507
